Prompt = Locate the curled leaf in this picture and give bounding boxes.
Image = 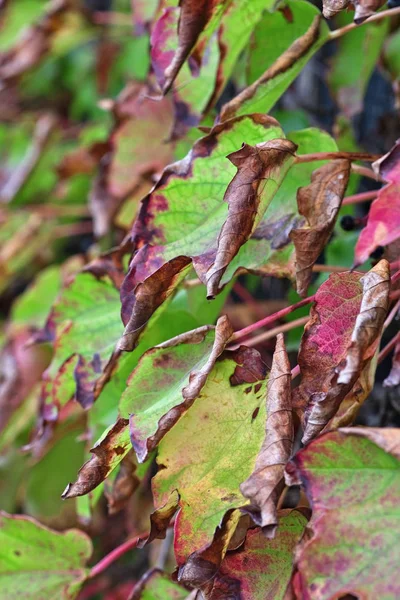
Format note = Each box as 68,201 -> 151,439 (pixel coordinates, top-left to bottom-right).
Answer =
354,0 -> 386,23
206,139 -> 297,298
337,259 -> 390,384
322,0 -> 350,18
290,159 -> 351,297
62,418 -> 130,499
121,317 -> 233,462
118,255 -> 192,352
240,334 -> 293,538
104,451 -> 140,515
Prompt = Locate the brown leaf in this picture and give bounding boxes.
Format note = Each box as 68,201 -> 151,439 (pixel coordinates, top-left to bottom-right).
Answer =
138,490 -> 180,548
322,0 -> 350,18
384,339 -> 400,387
220,15 -> 321,122
290,160 -> 351,297
118,255 -> 192,352
337,259 -> 390,385
340,426 -> 400,460
240,334 -> 293,538
354,0 -> 386,23
162,0 -> 225,93
62,418 -> 130,499
104,451 -> 140,515
206,139 -> 297,299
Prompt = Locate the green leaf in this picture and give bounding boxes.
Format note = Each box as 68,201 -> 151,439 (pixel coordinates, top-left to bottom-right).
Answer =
293,429 -> 400,600
130,568 -> 188,599
153,348 -> 268,563
11,266 -> 61,331
0,512 -> 92,599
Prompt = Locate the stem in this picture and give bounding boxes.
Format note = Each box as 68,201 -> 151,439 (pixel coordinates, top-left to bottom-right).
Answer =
384,298 -> 400,329
232,316 -> 309,348
342,190 -> 378,206
93,11 -> 133,26
291,364 -> 301,380
231,294 -> 315,341
330,6 -> 400,40
233,281 -> 265,319
295,151 -> 380,163
89,532 -> 148,579
378,331 -> 400,364
351,164 -> 384,181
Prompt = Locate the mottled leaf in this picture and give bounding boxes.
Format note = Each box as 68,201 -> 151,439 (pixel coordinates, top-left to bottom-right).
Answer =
240,334 -> 293,537
153,348 -> 268,563
0,512 -> 92,599
121,316 -> 233,462
62,417 -> 130,499
129,568 -> 188,600
293,429 -> 400,600
290,159 -> 351,297
220,12 -> 328,121
205,510 -> 308,600
119,255 -> 192,352
294,261 -> 389,444
355,140 -> 400,264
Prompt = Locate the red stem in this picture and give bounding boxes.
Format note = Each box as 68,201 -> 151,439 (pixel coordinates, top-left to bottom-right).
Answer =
89,532 -> 148,579
378,331 -> 400,364
231,294 -> 315,341
295,151 -> 380,163
342,190 -> 378,206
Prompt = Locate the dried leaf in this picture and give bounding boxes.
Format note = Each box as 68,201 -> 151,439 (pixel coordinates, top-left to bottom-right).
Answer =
322,0 -> 350,18
220,15 -> 323,122
355,140 -> 400,264
118,255 -> 192,352
354,0 -> 386,23
62,418 -> 130,499
240,334 -> 293,538
206,139 -> 296,298
290,160 -> 351,297
104,451 -> 140,515
121,317 -> 233,462
293,261 -> 389,444
205,510 -> 308,600
337,259 -> 390,384
292,429 -> 400,600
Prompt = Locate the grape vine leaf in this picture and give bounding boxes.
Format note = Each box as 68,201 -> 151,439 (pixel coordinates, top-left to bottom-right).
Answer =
290,159 -> 351,297
292,429 -> 400,600
152,348 -> 268,563
240,334 -> 293,537
355,140 -> 400,264
0,512 -> 92,599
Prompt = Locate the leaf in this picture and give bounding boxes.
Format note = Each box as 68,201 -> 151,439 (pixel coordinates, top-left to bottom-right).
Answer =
158,0 -> 227,93
240,334 -> 293,537
40,272 -> 122,417
205,510 -> 308,600
337,259 -> 390,384
118,255 -> 192,352
220,12 -> 329,121
129,114 -> 284,282
355,140 -> 400,264
384,338 -> 400,387
290,159 -> 351,297
130,568 -> 188,600
328,13 -> 388,117
322,0 -> 350,18
205,139 -> 296,298
121,316 -> 233,462
109,83 -> 175,199
292,429 -> 400,600
353,0 -> 386,23
62,417 -> 130,499
0,512 -> 92,599
152,348 -> 268,563
104,451 -> 140,515
293,261 -> 389,444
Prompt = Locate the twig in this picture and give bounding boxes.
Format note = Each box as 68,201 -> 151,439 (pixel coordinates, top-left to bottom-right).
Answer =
295,151 -> 380,163
231,316 -> 309,349
342,190 -> 378,206
291,364 -> 301,380
330,6 -> 400,40
93,11 -> 133,26
233,281 -> 265,319
231,294 -> 315,341
378,331 -> 400,364
89,532 -> 148,579
384,298 -> 400,329
351,164 -> 384,181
